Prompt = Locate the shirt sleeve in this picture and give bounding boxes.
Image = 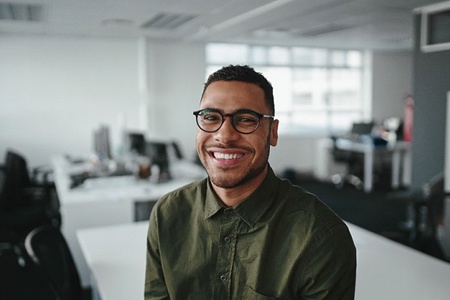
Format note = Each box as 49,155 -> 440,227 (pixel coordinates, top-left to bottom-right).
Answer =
299,222 -> 357,300
144,207 -> 170,300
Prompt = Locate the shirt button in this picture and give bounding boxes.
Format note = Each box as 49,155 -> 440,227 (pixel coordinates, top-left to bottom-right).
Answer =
220,275 -> 227,282
224,237 -> 231,243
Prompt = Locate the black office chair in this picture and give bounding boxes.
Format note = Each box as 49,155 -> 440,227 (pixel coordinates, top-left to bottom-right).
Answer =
0,150 -> 61,238
414,172 -> 448,260
0,149 -> 62,279
330,135 -> 362,188
25,225 -> 83,300
384,172 -> 448,260
330,121 -> 375,190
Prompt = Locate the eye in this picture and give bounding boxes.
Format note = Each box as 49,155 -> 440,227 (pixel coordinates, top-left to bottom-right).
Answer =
200,111 -> 221,123
235,113 -> 258,124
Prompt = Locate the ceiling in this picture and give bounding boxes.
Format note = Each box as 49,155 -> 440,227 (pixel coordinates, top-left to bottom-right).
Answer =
0,0 -> 446,51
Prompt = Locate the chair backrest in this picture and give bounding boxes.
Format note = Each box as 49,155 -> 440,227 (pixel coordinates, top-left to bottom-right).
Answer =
25,225 -> 82,300
1,150 -> 31,207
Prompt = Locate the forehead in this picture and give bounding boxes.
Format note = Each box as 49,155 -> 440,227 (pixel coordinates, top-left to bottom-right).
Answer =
201,81 -> 267,111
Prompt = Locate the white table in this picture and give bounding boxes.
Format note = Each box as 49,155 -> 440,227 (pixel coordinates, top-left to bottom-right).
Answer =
78,222 -> 148,300
77,221 -> 450,300
335,139 -> 411,193
52,156 -> 205,287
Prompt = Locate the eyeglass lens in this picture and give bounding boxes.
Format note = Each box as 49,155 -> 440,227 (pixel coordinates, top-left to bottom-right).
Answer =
196,110 -> 261,133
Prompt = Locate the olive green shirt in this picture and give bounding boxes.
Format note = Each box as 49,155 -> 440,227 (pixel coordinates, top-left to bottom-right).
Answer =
145,167 -> 356,299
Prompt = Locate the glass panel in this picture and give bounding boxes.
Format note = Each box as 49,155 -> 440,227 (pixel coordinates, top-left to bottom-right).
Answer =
205,43 -> 365,135
260,67 -> 292,112
329,50 -> 346,66
329,111 -> 362,135
250,46 -> 267,65
328,69 -> 361,107
292,47 -> 327,66
291,111 -> 328,133
347,51 -> 362,67
267,46 -> 290,65
292,68 -> 327,108
206,43 -> 248,64
328,91 -> 359,107
292,93 -> 313,105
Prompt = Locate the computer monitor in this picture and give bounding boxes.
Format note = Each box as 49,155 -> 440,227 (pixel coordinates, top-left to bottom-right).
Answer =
351,122 -> 374,136
93,125 -> 111,160
127,133 -> 146,155
145,142 -> 171,181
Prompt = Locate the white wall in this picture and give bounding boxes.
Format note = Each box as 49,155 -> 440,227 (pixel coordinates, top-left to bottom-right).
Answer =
372,51 -> 413,123
0,36 -> 414,176
144,41 -> 205,160
0,35 -> 142,167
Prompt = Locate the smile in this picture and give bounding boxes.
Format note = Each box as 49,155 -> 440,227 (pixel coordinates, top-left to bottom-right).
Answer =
213,152 -> 244,160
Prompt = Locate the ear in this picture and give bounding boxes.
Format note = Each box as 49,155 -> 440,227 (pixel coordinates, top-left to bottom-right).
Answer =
269,119 -> 279,147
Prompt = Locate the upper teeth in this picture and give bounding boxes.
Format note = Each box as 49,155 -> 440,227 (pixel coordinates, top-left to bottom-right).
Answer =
215,153 -> 241,159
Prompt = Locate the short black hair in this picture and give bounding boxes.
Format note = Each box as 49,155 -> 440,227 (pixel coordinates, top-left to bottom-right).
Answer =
202,65 -> 275,115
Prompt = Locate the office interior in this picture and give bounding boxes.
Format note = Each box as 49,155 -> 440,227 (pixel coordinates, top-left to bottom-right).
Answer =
1,0 -> 450,299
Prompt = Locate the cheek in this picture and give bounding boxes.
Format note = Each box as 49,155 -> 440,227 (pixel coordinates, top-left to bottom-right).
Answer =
196,131 -> 208,150
249,134 -> 270,155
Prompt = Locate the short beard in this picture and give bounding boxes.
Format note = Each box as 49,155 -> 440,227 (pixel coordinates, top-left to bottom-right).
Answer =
202,142 -> 271,189
208,162 -> 267,189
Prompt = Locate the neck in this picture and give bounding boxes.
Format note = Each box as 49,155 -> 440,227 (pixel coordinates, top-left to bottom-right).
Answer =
212,166 -> 268,207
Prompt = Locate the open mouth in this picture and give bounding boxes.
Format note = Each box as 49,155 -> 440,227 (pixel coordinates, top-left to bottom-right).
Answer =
213,152 -> 244,160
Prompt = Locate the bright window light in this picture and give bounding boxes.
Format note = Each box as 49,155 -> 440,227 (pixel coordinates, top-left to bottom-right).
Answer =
205,43 -> 368,136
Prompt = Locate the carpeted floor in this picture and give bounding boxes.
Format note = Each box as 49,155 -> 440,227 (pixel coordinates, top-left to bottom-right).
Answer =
283,171 -> 448,262
294,178 -> 409,234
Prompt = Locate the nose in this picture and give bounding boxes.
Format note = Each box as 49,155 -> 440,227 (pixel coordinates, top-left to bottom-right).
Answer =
213,116 -> 239,144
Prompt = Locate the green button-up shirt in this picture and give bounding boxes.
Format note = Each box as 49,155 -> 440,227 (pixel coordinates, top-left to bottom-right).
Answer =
145,167 -> 356,299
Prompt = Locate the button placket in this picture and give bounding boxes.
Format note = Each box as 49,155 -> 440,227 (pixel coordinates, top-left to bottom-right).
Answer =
214,209 -> 239,297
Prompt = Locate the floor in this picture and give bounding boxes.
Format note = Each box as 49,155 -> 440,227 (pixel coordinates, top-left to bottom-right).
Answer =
286,171 -> 449,263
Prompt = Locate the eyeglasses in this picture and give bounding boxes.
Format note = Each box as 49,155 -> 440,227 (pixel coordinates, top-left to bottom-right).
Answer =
193,108 -> 273,134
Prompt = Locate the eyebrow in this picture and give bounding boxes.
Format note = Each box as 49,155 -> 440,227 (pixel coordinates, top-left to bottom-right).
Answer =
200,107 -> 259,114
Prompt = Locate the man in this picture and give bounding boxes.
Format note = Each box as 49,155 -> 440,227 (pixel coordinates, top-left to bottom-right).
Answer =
145,65 -> 356,299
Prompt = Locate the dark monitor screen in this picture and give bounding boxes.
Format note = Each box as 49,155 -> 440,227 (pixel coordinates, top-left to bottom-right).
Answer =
145,142 -> 168,165
127,133 -> 146,155
145,142 -> 171,180
351,122 -> 374,136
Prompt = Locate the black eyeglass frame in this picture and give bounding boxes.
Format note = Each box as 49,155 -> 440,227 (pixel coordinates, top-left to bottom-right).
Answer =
193,108 -> 274,134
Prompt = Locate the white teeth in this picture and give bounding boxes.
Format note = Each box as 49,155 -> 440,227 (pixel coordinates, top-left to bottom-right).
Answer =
214,152 -> 242,159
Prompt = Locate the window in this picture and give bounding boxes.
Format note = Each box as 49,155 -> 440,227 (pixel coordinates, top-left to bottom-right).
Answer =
206,43 -> 369,136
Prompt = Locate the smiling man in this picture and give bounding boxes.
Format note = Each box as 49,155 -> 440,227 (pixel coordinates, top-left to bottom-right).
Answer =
145,65 -> 356,299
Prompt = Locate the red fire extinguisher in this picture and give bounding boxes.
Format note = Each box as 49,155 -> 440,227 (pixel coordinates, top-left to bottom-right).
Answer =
403,95 -> 414,142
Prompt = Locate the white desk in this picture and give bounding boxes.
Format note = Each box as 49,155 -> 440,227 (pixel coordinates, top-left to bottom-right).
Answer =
78,222 -> 148,300
78,221 -> 450,300
52,156 -> 205,287
335,139 -> 411,193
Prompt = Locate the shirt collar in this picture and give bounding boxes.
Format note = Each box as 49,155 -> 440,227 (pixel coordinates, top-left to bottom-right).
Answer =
203,166 -> 279,227
204,180 -> 223,219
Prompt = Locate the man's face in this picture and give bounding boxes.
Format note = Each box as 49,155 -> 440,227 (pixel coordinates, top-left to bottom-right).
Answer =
196,80 -> 278,189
